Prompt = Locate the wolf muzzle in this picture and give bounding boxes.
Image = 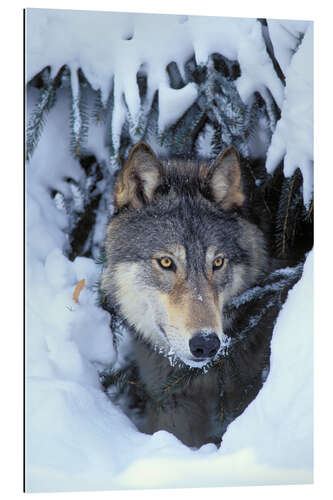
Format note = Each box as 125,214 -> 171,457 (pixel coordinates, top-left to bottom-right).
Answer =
189,332 -> 220,360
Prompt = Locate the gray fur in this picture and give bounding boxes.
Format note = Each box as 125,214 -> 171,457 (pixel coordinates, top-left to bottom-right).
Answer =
101,142 -> 270,447
133,338 -> 224,447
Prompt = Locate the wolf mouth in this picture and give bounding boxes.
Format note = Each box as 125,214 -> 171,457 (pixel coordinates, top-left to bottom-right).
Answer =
158,323 -> 223,366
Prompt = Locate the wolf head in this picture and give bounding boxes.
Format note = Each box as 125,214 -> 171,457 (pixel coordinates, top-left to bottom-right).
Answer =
101,142 -> 268,367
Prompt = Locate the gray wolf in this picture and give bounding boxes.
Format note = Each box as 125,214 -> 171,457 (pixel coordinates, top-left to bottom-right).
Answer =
101,142 -> 270,447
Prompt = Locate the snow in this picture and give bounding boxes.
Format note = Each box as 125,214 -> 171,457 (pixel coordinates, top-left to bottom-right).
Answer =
196,123 -> 216,158
44,248 -> 76,289
26,9 -> 313,201
221,251 -> 313,470
266,22 -> 313,206
267,19 -> 310,77
158,83 -> 198,132
26,190 -> 313,492
235,20 -> 284,108
26,11 -> 281,153
25,8 -> 313,493
26,244 -> 313,491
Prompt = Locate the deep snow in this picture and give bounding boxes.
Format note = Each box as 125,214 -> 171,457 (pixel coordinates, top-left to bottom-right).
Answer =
26,243 -> 313,492
25,9 -> 313,493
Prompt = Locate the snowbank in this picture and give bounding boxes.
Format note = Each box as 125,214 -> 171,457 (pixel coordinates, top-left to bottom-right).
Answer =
221,252 -> 313,469
26,187 -> 313,492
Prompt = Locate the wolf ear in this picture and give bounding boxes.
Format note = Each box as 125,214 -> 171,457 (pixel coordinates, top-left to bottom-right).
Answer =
114,142 -> 162,210
206,146 -> 244,210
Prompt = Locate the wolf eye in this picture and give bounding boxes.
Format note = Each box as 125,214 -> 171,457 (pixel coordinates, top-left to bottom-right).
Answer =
213,256 -> 225,270
158,256 -> 175,270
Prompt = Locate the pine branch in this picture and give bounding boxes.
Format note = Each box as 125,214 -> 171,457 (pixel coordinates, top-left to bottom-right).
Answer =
26,81 -> 56,161
275,169 -> 303,258
108,84 -> 122,170
26,65 -> 72,162
69,68 -> 91,158
282,174 -> 296,255
92,88 -> 105,124
99,366 -> 140,391
305,199 -> 313,222
122,94 -> 147,143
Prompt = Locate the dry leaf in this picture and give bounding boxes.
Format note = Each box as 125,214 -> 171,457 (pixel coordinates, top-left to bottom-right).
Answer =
73,279 -> 85,304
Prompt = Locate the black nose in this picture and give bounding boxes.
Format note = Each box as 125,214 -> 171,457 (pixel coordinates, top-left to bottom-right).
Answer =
189,332 -> 220,359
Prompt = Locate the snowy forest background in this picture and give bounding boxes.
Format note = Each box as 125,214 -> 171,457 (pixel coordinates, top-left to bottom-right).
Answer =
25,9 -> 313,493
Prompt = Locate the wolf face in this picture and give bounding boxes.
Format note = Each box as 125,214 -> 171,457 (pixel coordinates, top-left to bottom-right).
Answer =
101,142 -> 268,367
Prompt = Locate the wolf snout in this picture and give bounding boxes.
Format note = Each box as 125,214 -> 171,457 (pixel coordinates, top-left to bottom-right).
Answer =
189,332 -> 220,359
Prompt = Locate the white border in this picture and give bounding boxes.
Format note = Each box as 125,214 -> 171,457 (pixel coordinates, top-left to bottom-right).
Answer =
1,1 -> 330,499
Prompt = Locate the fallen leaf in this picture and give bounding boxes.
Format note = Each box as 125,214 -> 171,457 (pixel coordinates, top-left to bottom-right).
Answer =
73,279 -> 85,304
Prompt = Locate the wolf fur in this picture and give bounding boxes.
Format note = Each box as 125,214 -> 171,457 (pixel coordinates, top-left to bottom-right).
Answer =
101,142 -> 271,447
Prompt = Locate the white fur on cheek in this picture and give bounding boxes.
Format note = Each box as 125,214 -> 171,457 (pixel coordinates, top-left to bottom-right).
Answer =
112,263 -> 169,349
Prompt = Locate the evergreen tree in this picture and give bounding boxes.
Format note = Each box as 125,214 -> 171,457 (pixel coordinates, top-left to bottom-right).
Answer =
26,21 -> 313,375
27,47 -> 312,264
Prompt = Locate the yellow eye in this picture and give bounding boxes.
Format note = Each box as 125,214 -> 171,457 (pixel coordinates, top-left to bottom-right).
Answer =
159,256 -> 173,269
213,256 -> 225,270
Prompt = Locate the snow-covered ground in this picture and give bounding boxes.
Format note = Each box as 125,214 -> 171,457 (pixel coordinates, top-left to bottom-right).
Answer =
25,9 -> 313,493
